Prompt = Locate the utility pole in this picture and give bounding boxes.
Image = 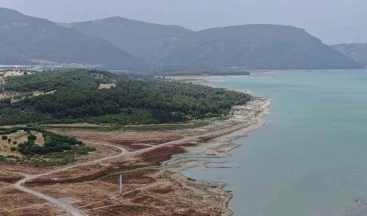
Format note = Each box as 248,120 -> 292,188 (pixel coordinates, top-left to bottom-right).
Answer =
119,174 -> 123,201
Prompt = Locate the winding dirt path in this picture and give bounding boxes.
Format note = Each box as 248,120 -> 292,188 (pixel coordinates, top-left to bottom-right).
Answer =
13,119 -> 256,216
14,143 -> 129,216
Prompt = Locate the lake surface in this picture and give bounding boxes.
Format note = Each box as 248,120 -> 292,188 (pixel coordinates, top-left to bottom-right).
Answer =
182,70 -> 367,216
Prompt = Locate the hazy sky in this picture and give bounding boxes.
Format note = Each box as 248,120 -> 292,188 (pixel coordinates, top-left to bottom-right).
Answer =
1,0 -> 366,44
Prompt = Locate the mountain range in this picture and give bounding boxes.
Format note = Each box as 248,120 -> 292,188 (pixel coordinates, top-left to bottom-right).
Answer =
64,18 -> 363,69
0,8 -> 364,70
0,8 -> 148,69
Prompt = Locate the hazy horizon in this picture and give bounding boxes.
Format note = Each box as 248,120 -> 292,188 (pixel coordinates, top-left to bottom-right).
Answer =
0,0 -> 366,45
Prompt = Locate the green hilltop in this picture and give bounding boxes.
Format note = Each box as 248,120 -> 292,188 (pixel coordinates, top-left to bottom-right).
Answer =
0,70 -> 250,126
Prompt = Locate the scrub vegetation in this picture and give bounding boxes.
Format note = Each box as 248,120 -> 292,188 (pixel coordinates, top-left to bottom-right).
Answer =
1,69 -> 251,126
0,127 -> 95,166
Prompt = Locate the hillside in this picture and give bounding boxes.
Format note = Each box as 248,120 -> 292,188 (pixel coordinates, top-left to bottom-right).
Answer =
0,8 -> 148,70
170,25 -> 364,69
60,17 -> 194,63
332,43 -> 367,67
0,70 -> 250,125
66,18 -> 363,69
1,8 -> 362,70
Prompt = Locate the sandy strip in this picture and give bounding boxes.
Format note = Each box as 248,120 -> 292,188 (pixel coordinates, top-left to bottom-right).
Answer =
168,73 -> 272,86
165,93 -> 271,215
164,76 -> 272,215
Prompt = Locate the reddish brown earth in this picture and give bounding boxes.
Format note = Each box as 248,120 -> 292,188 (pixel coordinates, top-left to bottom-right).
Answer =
0,98 -> 270,215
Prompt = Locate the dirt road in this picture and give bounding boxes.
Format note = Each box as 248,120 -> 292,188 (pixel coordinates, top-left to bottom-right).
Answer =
13,119 -> 256,216
14,143 -> 129,216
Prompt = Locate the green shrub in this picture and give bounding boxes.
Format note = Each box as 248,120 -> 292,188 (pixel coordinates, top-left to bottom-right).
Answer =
29,145 -> 45,154
10,147 -> 16,151
2,135 -> 7,140
13,95 -> 23,100
62,143 -> 72,150
28,134 -> 37,141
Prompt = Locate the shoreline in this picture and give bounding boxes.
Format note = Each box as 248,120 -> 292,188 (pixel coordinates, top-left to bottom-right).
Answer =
168,68 -> 367,87
0,75 -> 271,215
167,73 -> 269,87
177,99 -> 271,215
164,78 -> 272,215
0,98 -> 269,216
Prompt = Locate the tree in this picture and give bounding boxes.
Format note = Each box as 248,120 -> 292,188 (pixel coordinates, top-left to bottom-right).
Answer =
28,134 -> 37,141
62,143 -> 72,150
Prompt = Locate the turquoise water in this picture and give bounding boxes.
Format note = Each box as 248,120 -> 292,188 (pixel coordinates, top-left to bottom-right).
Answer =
182,70 -> 367,216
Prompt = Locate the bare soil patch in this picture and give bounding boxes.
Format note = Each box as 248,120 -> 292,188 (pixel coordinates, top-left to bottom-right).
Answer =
0,170 -> 24,183
98,83 -> 116,89
29,168 -> 225,216
1,71 -> 29,78
139,145 -> 187,166
0,182 -> 62,215
50,128 -> 202,145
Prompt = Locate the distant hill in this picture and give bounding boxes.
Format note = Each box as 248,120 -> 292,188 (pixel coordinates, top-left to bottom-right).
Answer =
0,41 -> 30,65
0,8 -> 362,70
0,8 -> 148,69
60,17 -> 194,63
65,18 -> 363,69
332,43 -> 367,67
160,25 -> 363,69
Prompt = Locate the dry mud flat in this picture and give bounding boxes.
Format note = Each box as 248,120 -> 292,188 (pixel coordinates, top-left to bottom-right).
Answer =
0,98 -> 270,216
0,182 -> 65,216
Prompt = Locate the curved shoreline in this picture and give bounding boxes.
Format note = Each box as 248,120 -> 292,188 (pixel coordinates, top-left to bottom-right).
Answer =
166,97 -> 272,215
2,76 -> 270,215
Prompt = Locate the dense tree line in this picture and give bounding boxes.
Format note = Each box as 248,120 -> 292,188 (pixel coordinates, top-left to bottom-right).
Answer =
0,70 -> 251,125
4,69 -> 117,92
